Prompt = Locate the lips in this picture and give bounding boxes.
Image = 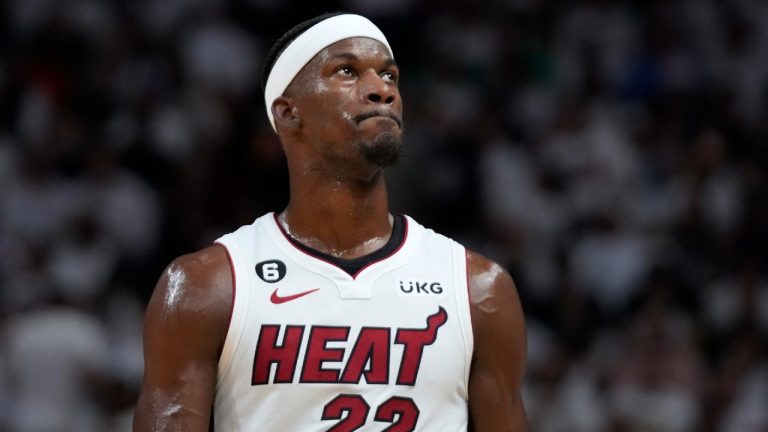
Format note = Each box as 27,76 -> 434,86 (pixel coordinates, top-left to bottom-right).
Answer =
354,110 -> 403,128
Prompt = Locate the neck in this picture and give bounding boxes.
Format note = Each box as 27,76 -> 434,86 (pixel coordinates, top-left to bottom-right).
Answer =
280,169 -> 393,259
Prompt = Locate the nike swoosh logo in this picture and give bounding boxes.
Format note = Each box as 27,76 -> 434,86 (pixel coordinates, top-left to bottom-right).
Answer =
270,288 -> 320,304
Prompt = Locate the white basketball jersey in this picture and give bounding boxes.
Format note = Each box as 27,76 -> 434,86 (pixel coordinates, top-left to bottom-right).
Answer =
213,213 -> 473,431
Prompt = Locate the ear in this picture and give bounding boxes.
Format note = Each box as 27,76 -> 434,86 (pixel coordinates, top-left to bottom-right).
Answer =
272,96 -> 301,130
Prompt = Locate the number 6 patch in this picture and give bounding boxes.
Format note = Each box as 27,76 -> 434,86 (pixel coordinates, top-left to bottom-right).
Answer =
255,259 -> 287,283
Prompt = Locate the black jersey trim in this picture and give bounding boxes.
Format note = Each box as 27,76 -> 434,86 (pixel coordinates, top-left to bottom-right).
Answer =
272,214 -> 407,279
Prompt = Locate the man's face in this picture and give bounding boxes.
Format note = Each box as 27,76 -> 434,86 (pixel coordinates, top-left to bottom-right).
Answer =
286,37 -> 404,170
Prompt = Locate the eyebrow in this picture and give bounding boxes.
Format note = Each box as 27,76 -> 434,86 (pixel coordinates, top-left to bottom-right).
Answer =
329,52 -> 398,68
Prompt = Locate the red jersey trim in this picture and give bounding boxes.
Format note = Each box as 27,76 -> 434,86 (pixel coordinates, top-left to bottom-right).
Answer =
213,242 -> 237,361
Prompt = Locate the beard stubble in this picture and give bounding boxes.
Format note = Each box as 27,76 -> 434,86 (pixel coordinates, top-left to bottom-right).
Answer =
358,130 -> 404,168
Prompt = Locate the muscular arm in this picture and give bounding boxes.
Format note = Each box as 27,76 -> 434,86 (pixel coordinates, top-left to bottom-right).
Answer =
466,251 -> 527,432
133,245 -> 233,431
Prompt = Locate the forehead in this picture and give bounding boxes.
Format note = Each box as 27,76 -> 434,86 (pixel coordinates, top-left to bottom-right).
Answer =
285,37 -> 395,95
312,37 -> 394,65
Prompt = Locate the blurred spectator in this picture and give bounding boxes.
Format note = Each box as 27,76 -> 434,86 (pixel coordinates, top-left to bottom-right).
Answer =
2,305 -> 110,432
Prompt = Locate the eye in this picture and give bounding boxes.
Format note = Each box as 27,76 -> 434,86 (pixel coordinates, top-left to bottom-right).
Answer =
336,66 -> 354,77
381,71 -> 397,82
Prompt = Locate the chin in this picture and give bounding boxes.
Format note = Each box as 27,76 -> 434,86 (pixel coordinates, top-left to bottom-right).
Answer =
359,131 -> 404,167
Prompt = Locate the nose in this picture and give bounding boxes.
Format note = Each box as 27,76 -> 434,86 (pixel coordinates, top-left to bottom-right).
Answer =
362,71 -> 396,105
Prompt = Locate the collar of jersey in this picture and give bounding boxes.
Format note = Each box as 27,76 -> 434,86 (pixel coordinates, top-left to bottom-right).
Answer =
264,212 -> 416,282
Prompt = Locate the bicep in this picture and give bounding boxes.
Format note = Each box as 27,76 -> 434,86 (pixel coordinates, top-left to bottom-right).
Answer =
468,367 -> 526,432
134,249 -> 232,431
467,253 -> 527,432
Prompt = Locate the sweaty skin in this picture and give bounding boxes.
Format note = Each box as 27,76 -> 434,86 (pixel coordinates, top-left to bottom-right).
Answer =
469,260 -> 505,314
134,35 -> 527,431
277,211 -> 394,258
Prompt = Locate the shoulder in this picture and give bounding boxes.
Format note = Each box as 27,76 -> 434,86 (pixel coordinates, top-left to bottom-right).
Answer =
156,245 -> 232,308
145,245 -> 233,348
164,245 -> 232,289
465,249 -> 520,315
464,249 -> 525,349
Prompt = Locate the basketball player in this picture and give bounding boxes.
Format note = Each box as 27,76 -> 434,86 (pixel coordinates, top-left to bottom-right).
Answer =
134,13 -> 526,431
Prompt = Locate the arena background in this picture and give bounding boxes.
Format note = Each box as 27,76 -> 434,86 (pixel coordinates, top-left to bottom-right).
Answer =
0,1 -> 766,431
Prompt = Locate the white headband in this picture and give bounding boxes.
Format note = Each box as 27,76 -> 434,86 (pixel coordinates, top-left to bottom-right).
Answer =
264,14 -> 394,132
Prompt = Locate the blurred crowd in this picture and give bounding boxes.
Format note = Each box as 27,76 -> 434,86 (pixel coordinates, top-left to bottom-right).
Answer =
0,0 -> 766,431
